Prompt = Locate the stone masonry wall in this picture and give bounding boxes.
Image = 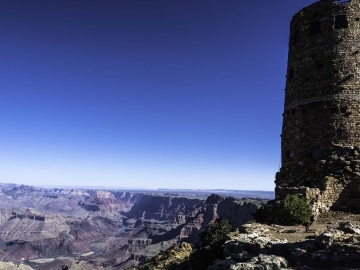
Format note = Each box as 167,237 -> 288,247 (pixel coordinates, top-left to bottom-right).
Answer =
276,0 -> 360,212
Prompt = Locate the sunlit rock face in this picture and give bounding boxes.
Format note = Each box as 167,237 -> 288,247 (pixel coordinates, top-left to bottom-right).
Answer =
78,190 -> 136,213
0,208 -> 119,262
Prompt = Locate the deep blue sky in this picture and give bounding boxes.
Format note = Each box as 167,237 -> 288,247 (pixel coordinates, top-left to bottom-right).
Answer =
0,0 -> 316,190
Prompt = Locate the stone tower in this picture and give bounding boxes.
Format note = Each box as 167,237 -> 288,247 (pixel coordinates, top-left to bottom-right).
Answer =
276,0 -> 360,212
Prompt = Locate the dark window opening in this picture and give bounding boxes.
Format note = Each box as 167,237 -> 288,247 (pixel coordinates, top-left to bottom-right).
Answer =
286,150 -> 294,158
335,15 -> 348,29
309,102 -> 323,110
356,18 -> 360,21
305,78 -> 309,82
330,108 -> 337,114
309,21 -> 321,35
288,69 -> 294,79
291,109 -> 296,115
341,107 -> 347,113
293,30 -> 301,44
314,13 -> 319,18
336,149 -> 343,155
317,64 -> 324,70
312,147 -> 321,158
346,149 -> 353,156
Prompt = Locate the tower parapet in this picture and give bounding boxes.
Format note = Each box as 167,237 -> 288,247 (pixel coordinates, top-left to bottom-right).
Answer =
276,0 -> 360,212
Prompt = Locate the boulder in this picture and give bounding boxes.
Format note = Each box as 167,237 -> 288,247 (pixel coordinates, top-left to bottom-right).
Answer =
339,222 -> 360,234
208,254 -> 288,270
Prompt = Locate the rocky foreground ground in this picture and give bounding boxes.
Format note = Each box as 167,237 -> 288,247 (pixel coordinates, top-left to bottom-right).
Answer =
136,212 -> 360,270
210,220 -> 360,269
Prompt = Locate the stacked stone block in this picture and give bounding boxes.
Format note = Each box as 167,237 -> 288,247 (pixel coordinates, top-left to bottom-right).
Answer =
276,0 -> 360,212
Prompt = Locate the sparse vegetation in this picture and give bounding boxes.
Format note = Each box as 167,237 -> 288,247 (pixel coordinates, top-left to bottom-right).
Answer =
253,194 -> 312,226
276,194 -> 312,225
188,218 -> 232,270
132,243 -> 192,270
132,219 -> 232,270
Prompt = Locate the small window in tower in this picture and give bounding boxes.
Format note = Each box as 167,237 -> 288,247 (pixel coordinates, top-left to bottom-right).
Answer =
293,30 -> 301,44
335,15 -> 348,29
314,13 -> 319,19
330,108 -> 337,114
346,149 -> 353,156
309,20 -> 321,35
317,64 -> 324,70
336,149 -> 343,155
312,147 -> 321,158
341,107 -> 347,113
286,150 -> 294,158
291,109 -> 296,115
356,18 -> 360,21
309,101 -> 323,110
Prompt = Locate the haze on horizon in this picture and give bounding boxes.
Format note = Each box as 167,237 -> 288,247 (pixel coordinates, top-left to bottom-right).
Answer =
0,0 -> 317,190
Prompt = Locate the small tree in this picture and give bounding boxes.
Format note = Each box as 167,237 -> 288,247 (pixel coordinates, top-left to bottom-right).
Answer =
276,194 -> 312,225
188,219 -> 232,270
198,218 -> 232,247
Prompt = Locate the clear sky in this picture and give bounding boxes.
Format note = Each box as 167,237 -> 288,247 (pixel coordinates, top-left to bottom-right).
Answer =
0,0 -> 317,190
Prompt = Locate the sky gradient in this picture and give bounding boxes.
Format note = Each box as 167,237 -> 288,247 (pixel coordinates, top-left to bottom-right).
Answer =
0,0 -> 317,190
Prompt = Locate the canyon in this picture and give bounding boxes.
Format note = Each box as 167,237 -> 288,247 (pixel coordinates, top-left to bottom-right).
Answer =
0,183 -> 268,269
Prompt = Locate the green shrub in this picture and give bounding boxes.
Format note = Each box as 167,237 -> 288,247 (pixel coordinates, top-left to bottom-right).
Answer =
276,194 -> 312,225
198,218 -> 231,247
188,219 -> 232,270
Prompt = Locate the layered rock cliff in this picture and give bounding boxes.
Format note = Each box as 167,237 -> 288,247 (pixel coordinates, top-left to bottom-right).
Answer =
79,190 -> 142,213
179,194 -> 262,244
96,194 -> 263,268
124,194 -> 204,222
0,209 -> 119,262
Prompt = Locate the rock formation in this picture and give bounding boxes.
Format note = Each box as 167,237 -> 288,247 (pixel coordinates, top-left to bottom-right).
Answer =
211,219 -> 360,270
0,183 -> 266,269
80,194 -> 262,268
0,262 -> 34,270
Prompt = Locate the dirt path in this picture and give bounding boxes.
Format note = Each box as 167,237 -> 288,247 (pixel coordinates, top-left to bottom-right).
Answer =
251,212 -> 360,243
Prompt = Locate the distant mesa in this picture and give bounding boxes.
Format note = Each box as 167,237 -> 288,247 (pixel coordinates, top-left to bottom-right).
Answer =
12,184 -> 36,192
